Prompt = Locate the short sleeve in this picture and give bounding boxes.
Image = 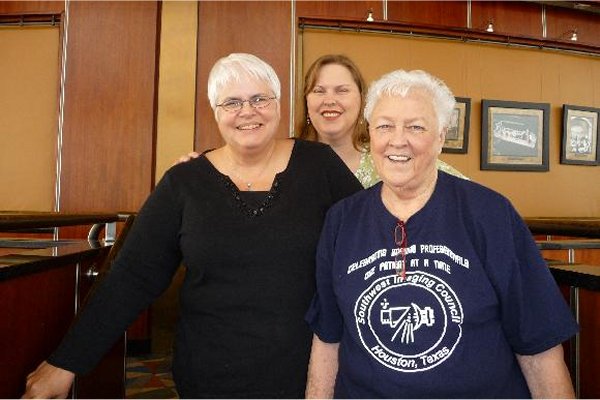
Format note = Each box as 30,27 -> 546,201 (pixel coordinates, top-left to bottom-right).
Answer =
486,203 -> 578,355
305,204 -> 345,343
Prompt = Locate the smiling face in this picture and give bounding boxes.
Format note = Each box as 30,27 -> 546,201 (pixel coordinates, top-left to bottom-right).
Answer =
305,63 -> 362,146
215,75 -> 280,154
369,89 -> 445,194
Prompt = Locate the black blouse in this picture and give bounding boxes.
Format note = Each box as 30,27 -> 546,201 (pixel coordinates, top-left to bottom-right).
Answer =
49,139 -> 362,398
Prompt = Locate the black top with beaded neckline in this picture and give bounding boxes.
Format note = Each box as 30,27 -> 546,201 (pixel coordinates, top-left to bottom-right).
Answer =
218,174 -> 279,217
201,145 -> 287,218
48,139 -> 362,398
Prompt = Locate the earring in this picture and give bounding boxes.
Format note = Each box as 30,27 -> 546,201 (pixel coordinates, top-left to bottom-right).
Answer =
307,116 -> 311,125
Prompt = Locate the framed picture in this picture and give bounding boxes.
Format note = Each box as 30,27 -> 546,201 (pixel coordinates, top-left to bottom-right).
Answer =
481,99 -> 550,171
561,104 -> 600,166
443,97 -> 470,154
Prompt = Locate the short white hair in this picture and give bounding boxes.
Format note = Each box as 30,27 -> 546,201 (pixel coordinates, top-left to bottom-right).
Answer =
207,53 -> 281,110
364,69 -> 456,130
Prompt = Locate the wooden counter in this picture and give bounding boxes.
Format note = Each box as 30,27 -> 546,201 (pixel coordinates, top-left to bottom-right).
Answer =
0,211 -> 123,231
0,213 -> 130,398
0,239 -> 105,280
533,221 -> 600,400
549,262 -> 600,292
547,262 -> 600,399
537,239 -> 600,251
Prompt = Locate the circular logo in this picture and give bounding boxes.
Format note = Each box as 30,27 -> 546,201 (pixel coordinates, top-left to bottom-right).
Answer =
354,271 -> 463,372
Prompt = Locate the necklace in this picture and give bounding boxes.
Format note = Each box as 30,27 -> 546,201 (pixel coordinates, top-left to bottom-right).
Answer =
228,143 -> 276,191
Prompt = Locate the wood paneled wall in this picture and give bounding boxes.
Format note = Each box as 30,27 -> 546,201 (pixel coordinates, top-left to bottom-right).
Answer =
2,2 -> 599,394
195,1 -> 292,152
0,0 -> 160,353
0,0 -> 160,218
296,0 -> 383,20
3,0 -> 598,228
386,1 -> 467,26
546,5 -> 600,45
59,0 -> 160,345
471,1 -> 544,37
60,1 -> 159,215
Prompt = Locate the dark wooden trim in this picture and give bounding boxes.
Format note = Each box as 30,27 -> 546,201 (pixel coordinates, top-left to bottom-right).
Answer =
0,241 -> 108,281
525,217 -> 600,238
298,16 -> 600,56
538,239 -> 600,250
550,263 -> 600,292
149,0 -> 163,189
0,12 -> 60,26
0,212 -> 129,231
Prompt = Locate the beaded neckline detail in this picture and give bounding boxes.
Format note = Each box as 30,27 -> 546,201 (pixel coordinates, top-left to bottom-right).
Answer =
219,174 -> 280,218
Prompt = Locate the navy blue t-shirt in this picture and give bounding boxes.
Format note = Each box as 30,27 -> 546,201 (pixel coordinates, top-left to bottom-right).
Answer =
306,172 -> 578,399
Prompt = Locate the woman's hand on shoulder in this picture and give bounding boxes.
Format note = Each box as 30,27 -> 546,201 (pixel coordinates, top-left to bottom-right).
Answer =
172,151 -> 201,166
22,361 -> 75,399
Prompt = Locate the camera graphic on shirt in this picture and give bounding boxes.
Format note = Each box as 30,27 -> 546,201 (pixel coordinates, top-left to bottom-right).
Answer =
380,302 -> 435,344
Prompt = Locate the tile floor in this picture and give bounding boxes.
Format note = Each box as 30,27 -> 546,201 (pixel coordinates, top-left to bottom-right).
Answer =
125,353 -> 178,399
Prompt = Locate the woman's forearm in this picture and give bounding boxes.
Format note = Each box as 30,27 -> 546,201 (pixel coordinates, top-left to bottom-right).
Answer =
517,344 -> 575,399
306,335 -> 340,399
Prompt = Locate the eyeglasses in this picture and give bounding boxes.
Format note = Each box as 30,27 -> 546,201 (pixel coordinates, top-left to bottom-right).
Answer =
394,220 -> 408,281
216,96 -> 276,112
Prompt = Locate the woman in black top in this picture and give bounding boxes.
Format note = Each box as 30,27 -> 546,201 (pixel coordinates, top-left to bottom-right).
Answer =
23,53 -> 362,398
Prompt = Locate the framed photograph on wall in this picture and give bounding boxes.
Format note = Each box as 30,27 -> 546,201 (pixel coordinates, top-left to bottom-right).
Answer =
443,97 -> 470,154
481,99 -> 550,171
561,104 -> 600,166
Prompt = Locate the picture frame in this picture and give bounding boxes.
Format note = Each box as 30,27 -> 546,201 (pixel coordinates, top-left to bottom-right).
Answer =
561,104 -> 600,166
443,97 -> 470,154
481,99 -> 550,171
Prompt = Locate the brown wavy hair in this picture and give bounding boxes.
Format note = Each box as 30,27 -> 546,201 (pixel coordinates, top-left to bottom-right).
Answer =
295,54 -> 369,151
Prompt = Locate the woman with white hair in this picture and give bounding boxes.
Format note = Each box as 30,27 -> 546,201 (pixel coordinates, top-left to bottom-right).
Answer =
23,53 -> 362,398
296,54 -> 468,188
305,69 -> 577,398
180,54 -> 469,187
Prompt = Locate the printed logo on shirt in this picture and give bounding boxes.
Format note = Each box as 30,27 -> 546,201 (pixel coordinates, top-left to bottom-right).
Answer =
354,271 -> 463,372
